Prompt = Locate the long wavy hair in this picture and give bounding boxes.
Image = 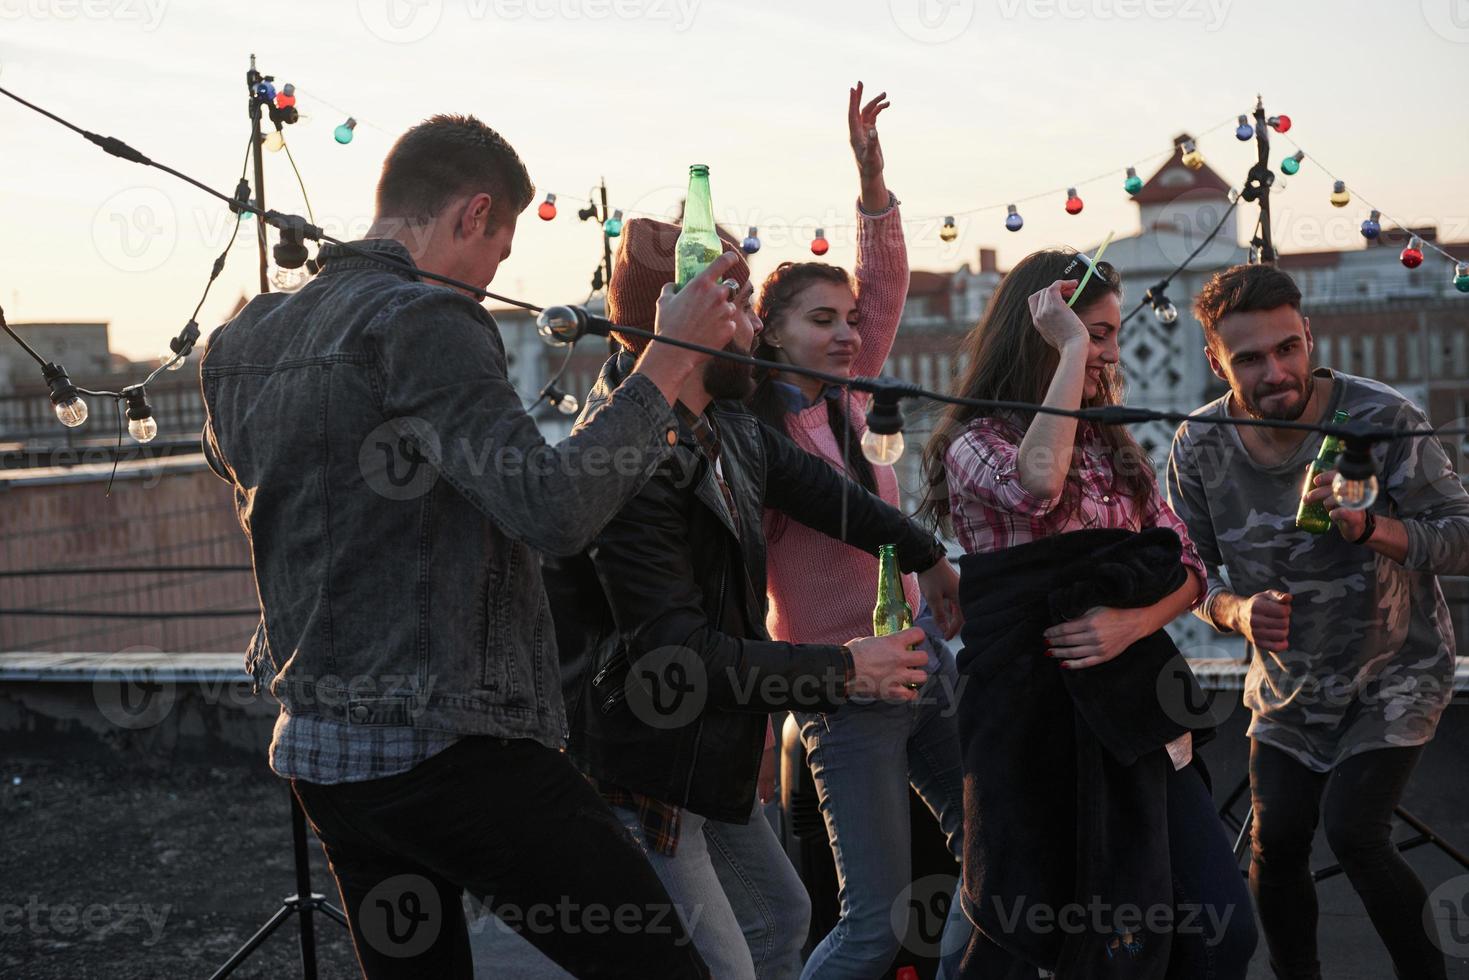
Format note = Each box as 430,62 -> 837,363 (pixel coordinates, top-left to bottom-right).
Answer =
747,262 -> 877,542
917,249 -> 1153,537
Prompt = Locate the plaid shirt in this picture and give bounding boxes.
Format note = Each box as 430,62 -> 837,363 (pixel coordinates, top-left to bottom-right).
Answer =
946,417 -> 1208,598
268,709 -> 459,784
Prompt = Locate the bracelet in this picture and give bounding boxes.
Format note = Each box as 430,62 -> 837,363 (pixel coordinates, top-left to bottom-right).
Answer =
1352,510 -> 1377,546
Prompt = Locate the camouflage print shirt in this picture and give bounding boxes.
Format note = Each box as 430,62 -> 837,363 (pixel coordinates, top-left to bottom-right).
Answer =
1167,368 -> 1469,772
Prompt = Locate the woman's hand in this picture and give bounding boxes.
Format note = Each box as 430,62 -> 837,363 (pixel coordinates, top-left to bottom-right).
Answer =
917,559 -> 964,639
1042,606 -> 1147,669
1027,280 -> 1091,353
848,81 -> 890,212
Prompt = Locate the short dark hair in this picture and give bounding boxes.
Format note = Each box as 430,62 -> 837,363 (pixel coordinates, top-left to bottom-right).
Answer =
375,114 -> 534,228
1193,264 -> 1303,351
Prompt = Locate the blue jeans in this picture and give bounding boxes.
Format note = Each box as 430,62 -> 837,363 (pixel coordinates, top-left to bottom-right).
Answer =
612,796 -> 810,980
794,609 -> 970,979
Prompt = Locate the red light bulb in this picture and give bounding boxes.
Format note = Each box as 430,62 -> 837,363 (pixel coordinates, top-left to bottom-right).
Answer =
1400,238 -> 1424,269
537,193 -> 557,222
811,229 -> 829,256
1269,114 -> 1292,133
1064,187 -> 1083,215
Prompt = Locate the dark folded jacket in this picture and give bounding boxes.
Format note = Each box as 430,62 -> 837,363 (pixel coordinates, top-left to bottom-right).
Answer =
955,527 -> 1213,979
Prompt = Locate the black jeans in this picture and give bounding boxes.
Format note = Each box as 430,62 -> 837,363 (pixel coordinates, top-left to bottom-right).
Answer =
960,761 -> 1257,979
291,736 -> 708,979
1249,739 -> 1445,980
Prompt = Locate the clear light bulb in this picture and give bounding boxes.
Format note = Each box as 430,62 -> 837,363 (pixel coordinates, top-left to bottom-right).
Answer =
1331,472 -> 1378,511
264,130 -> 286,153
159,346 -> 187,371
128,415 -> 158,444
1154,300 -> 1179,324
555,392 -> 580,415
54,396 -> 88,427
861,429 -> 905,466
271,264 -> 309,292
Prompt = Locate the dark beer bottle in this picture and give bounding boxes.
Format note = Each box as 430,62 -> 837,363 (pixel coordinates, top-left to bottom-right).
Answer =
674,164 -> 722,290
1295,409 -> 1351,534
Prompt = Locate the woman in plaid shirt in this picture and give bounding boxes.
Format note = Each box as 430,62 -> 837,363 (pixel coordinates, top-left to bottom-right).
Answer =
918,249 -> 1258,979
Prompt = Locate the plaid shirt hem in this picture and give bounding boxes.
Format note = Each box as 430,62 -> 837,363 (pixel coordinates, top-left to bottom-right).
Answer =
591,778 -> 682,856
268,709 -> 460,784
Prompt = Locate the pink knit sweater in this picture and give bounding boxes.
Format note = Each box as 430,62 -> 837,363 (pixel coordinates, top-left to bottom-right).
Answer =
763,199 -> 918,648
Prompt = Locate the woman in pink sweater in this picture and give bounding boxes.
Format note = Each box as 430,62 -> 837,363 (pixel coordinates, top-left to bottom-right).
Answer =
747,83 -> 967,979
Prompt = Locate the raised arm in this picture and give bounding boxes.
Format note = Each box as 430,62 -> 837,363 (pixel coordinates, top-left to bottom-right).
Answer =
847,80 -> 911,378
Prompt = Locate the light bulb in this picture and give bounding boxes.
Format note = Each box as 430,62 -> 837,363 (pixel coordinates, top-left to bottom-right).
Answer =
159,346 -> 187,371
1454,263 -> 1469,294
1180,140 -> 1204,171
1154,299 -> 1179,324
555,392 -> 579,415
1064,188 -> 1083,215
1331,472 -> 1378,511
811,229 -> 829,256
603,209 -> 624,237
334,118 -> 356,145
1268,114 -> 1292,133
1004,204 -> 1023,232
1360,210 -> 1381,240
1401,237 -> 1424,269
1235,115 -> 1254,141
1281,151 -> 1303,176
742,226 -> 761,254
264,129 -> 286,153
940,216 -> 957,242
128,415 -> 158,444
271,264 -> 309,292
538,193 -> 557,221
54,396 -> 88,427
1124,167 -> 1142,196
860,429 -> 905,466
1329,180 -> 1350,208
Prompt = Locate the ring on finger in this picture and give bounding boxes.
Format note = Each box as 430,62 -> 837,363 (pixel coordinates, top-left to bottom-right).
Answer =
719,278 -> 739,300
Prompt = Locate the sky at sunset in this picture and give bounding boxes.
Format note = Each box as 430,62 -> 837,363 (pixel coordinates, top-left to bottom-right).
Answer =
1,0 -> 1466,363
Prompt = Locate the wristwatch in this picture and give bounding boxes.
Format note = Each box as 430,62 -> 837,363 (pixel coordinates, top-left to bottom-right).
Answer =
1351,510 -> 1377,546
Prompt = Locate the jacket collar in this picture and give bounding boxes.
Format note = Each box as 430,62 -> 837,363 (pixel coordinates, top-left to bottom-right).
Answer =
316,238 -> 420,280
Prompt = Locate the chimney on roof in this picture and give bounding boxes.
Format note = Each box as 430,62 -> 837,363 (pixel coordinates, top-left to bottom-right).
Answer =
978,248 -> 998,273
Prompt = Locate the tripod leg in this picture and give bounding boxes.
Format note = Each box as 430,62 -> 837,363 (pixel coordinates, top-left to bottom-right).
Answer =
1394,807 -> 1469,871
291,790 -> 321,980
1233,805 -> 1254,867
209,905 -> 296,980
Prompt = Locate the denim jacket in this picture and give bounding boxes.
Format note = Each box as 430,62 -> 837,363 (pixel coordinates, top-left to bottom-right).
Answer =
200,239 -> 679,746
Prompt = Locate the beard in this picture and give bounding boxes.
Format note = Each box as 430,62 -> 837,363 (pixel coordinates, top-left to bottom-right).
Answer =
703,340 -> 755,401
1239,371 -> 1315,421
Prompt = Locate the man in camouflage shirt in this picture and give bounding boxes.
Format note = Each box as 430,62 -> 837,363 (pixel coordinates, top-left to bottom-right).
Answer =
1167,264 -> 1469,980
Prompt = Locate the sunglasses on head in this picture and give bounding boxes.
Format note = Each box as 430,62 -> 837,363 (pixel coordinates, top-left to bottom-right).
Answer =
1061,252 -> 1116,286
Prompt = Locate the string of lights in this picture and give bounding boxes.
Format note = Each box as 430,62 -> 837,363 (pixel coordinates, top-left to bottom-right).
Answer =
3,82 -> 1466,516
1270,131 -> 1469,292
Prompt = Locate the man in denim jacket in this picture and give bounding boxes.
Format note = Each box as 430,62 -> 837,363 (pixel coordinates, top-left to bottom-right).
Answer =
200,114 -> 744,979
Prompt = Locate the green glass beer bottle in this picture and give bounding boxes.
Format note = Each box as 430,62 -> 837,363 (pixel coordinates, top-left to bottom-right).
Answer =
1295,409 -> 1351,534
674,164 -> 722,290
873,544 -> 913,636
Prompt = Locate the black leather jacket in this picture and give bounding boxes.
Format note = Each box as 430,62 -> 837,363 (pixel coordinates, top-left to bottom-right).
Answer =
544,351 -> 944,823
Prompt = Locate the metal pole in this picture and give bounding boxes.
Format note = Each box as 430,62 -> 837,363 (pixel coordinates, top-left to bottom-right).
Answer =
1251,95 -> 1276,264
247,55 -> 270,294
